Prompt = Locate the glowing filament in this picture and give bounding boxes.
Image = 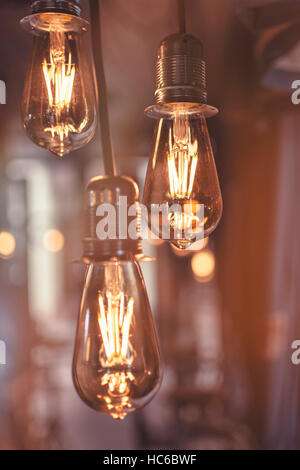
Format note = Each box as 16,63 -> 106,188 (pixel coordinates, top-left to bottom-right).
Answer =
42,34 -> 88,153
168,112 -> 199,201
97,293 -> 135,417
43,50 -> 75,109
168,211 -> 201,231
97,293 -> 134,365
168,148 -> 198,199
97,370 -> 135,420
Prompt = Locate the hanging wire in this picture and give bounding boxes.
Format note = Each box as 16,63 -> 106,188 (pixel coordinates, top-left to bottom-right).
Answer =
89,0 -> 116,176
177,0 -> 186,34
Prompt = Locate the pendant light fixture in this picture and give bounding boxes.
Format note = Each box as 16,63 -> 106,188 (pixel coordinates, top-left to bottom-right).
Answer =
18,0 -> 223,420
20,1 -> 97,157
71,1 -> 162,420
143,0 -> 223,249
72,176 -> 162,420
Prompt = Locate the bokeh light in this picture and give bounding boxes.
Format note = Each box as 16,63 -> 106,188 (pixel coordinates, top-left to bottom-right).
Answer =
191,249 -> 215,282
43,229 -> 64,253
0,231 -> 16,259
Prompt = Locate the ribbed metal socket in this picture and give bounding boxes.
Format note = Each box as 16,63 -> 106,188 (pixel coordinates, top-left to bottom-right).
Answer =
82,176 -> 143,262
31,0 -> 81,16
145,33 -> 218,118
155,33 -> 207,105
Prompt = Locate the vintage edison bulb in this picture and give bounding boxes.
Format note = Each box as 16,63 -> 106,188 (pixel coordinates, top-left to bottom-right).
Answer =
143,111 -> 222,249
21,13 -> 96,157
72,257 -> 162,420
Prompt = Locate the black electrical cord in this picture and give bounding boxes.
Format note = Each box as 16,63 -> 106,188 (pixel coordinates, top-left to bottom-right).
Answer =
177,0 -> 186,34
89,0 -> 116,176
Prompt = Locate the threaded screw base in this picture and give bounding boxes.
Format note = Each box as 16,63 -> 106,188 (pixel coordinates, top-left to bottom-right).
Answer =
31,0 -> 81,16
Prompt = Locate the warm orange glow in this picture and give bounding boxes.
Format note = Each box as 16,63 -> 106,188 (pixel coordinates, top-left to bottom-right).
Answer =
43,229 -> 64,253
168,152 -> 198,198
97,292 -> 135,419
41,30 -> 90,156
168,113 -> 198,199
43,52 -> 75,110
191,249 -> 215,281
98,293 -> 134,365
43,43 -> 76,145
0,232 -> 16,258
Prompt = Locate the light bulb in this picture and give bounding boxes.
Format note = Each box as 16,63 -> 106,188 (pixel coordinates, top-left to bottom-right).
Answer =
143,109 -> 222,249
21,12 -> 96,157
72,256 -> 162,420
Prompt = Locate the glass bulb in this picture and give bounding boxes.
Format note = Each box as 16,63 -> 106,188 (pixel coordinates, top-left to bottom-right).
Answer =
143,110 -> 222,249
72,257 -> 162,420
21,13 -> 96,157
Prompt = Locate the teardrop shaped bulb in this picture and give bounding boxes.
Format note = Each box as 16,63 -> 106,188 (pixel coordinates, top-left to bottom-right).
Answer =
143,112 -> 222,249
72,257 -> 162,420
21,13 -> 97,157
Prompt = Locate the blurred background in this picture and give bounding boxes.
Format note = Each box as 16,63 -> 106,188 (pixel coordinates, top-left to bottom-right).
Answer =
1,0 -> 300,450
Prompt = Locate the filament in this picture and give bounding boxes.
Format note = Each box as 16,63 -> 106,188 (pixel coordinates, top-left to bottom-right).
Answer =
97,291 -> 135,416
168,113 -> 199,199
98,295 -> 111,360
119,292 -> 125,327
97,291 -> 134,363
121,298 -> 134,358
188,154 -> 198,196
42,31 -> 87,155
